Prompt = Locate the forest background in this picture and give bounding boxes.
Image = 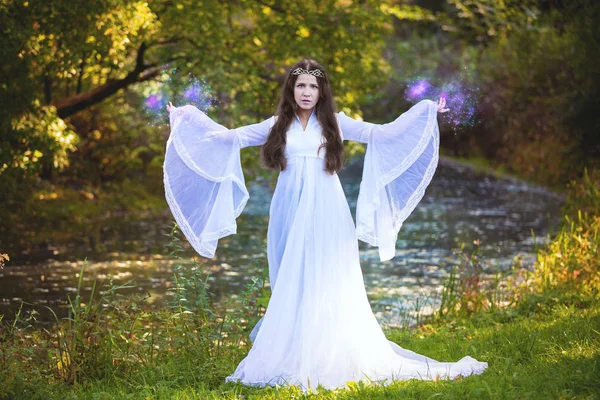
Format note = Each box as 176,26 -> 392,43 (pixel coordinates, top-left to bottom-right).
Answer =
1,0 -> 598,238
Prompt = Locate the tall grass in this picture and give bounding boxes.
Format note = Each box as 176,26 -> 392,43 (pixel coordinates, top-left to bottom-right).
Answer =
532,170 -> 600,297
387,169 -> 599,329
432,169 -> 600,323
0,224 -> 269,399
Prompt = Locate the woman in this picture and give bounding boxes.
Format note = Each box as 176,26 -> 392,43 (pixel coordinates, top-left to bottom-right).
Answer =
164,58 -> 487,391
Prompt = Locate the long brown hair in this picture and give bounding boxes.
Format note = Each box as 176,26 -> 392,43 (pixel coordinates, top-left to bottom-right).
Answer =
261,59 -> 344,174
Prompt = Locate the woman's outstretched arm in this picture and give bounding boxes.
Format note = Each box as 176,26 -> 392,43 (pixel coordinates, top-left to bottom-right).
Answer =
234,117 -> 276,148
337,97 -> 449,144
163,102 -> 274,259
346,98 -> 447,261
167,102 -> 274,149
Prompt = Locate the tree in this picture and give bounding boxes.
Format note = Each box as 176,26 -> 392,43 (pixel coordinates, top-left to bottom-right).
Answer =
1,0 -> 396,184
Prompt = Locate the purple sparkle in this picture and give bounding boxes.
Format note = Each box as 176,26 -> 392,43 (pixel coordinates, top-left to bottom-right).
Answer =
145,94 -> 162,111
180,79 -> 212,111
404,76 -> 480,132
183,85 -> 200,100
408,80 -> 431,99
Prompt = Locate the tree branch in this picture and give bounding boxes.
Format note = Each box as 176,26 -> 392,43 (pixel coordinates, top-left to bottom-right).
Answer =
53,42 -> 159,118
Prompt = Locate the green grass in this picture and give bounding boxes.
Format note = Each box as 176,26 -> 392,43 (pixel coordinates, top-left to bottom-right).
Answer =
3,297 -> 598,399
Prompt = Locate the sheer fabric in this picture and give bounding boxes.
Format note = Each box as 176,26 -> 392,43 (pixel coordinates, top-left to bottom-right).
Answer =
163,105 -> 274,258
163,100 -> 487,391
338,100 -> 439,261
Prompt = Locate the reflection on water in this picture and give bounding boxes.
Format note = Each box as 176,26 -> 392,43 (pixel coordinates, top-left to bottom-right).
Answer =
0,157 -> 564,324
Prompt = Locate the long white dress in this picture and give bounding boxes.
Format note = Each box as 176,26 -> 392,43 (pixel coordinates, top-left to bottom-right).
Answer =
163,100 -> 488,391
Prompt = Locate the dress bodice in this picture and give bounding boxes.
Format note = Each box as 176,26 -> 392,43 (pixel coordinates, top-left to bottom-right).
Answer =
285,111 -> 327,159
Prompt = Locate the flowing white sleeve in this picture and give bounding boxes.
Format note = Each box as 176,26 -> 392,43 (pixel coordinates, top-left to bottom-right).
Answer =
163,105 -> 274,258
338,100 -> 440,262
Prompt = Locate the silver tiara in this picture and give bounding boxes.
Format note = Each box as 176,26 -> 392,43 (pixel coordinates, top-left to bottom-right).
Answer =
291,67 -> 325,78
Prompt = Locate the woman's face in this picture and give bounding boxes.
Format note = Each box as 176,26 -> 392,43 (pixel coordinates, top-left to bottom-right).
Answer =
294,74 -> 320,112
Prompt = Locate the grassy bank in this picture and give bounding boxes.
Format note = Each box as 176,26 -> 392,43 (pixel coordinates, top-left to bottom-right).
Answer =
1,173 -> 598,399
3,297 -> 598,399
0,177 -> 166,258
438,151 -> 570,194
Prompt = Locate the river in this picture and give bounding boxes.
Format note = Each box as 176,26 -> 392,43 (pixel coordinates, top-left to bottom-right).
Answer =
0,157 -> 565,324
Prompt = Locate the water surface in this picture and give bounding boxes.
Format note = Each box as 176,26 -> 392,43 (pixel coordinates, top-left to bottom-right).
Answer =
0,157 -> 564,324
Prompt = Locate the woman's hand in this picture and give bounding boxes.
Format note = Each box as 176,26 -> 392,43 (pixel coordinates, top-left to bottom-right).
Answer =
166,102 -> 174,113
436,97 -> 449,113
